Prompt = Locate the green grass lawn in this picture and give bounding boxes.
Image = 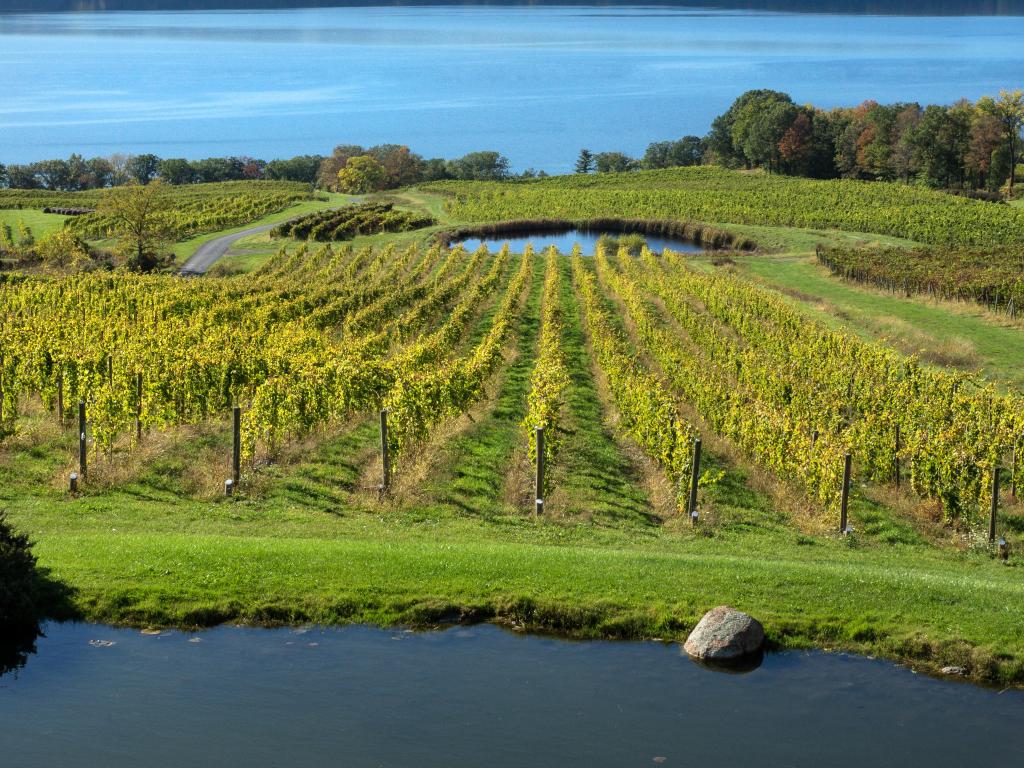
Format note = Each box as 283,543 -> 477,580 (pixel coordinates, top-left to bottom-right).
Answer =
0,209 -> 68,241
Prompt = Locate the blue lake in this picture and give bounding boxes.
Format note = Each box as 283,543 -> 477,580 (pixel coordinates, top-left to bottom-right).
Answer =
1,4 -> 1024,169
1,622 -> 1022,767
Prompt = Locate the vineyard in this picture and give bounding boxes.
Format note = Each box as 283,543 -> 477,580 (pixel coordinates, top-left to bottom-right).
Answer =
3,232 -> 1024,682
428,167 -> 1024,247
271,202 -> 435,242
818,245 -> 1024,316
0,181 -> 313,242
1,239 -> 1019,530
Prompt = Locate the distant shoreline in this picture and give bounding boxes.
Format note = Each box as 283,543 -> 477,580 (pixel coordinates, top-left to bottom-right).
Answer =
2,1 -> 1024,19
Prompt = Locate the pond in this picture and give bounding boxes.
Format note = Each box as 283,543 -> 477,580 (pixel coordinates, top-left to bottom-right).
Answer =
455,229 -> 706,255
1,622 -> 1021,767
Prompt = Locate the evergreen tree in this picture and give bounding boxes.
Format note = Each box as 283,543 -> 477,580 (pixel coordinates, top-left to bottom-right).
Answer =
575,149 -> 595,174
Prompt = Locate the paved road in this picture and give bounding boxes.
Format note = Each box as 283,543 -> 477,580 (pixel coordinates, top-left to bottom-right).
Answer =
178,222 -> 280,276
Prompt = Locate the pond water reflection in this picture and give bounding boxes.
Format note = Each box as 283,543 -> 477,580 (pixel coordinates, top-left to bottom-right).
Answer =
1,622 -> 1020,767
456,229 -> 706,254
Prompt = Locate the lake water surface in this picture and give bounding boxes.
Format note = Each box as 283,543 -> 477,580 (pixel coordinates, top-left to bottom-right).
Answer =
1,622 -> 1021,767
1,4 -> 1024,169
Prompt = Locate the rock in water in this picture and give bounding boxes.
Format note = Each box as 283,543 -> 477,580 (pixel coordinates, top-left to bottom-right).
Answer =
684,606 -> 765,660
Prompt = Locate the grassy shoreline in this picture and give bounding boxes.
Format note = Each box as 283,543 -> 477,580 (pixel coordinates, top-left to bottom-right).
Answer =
24,522 -> 1023,687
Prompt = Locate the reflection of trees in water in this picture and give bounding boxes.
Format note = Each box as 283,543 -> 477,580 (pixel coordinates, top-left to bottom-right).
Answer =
0,624 -> 41,679
0,513 -> 77,680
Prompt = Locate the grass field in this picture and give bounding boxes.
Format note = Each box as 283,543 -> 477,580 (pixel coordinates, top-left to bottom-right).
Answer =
0,208 -> 68,241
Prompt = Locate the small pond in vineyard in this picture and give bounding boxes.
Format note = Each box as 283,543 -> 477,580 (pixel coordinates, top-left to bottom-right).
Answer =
454,229 -> 706,255
1,622 -> 1021,767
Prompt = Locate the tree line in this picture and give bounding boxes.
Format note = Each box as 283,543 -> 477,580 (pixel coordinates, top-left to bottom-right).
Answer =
578,88 -> 1024,196
0,145 -> 521,193
317,145 -> 531,193
0,153 -> 322,191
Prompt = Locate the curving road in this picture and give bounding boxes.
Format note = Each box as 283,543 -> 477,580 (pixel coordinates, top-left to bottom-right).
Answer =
178,222 -> 280,276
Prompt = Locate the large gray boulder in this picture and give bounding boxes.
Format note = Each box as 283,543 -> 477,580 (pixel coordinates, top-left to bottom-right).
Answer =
684,606 -> 765,660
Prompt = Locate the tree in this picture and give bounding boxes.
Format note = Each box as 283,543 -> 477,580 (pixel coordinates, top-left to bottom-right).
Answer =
317,145 -> 368,188
982,89 -> 1024,193
594,152 -> 636,173
668,136 -> 705,167
158,158 -> 195,185
336,155 -> 389,194
966,110 -> 1005,190
445,151 -> 510,181
242,158 -> 267,179
420,158 -> 450,182
908,104 -> 969,188
84,156 -> 115,189
34,158 -> 72,191
191,157 -> 246,183
265,155 -> 323,183
731,94 -> 798,172
126,154 -> 161,185
65,154 -> 88,190
34,229 -> 94,270
5,165 -> 37,189
97,181 -> 175,272
889,104 -> 923,183
575,149 -> 595,173
706,89 -> 793,168
777,112 -> 814,175
368,145 -> 424,187
643,137 -> 704,170
0,163 -> 7,189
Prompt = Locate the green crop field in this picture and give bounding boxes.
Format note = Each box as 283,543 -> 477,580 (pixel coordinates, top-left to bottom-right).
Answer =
2,226 -> 1024,686
429,167 -> 1024,248
5,167 -> 1024,689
